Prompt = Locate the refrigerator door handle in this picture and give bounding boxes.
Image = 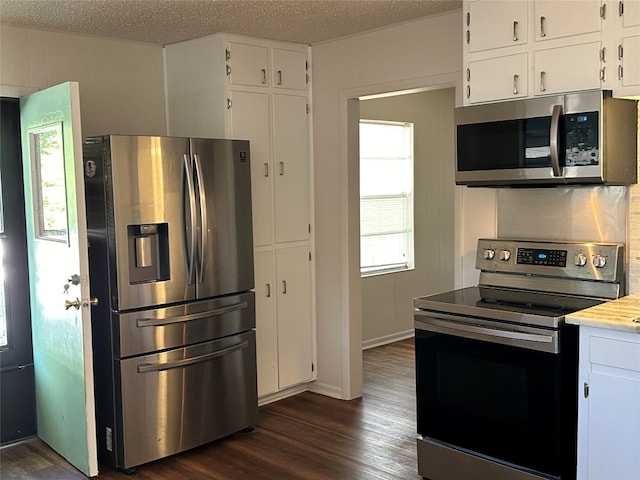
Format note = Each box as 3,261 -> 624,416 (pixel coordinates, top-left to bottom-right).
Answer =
183,154 -> 197,284
135,301 -> 249,328
136,340 -> 249,373
193,153 -> 208,284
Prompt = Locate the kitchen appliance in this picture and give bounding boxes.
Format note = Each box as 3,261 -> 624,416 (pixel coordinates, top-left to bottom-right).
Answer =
83,135 -> 257,471
455,90 -> 638,186
414,238 -> 625,480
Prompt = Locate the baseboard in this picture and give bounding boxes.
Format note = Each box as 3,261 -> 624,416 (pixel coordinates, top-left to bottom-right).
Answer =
258,383 -> 310,407
362,329 -> 414,350
307,381 -> 345,399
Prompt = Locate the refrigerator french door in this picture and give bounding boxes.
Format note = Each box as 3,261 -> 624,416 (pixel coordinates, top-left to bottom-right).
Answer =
83,135 -> 257,471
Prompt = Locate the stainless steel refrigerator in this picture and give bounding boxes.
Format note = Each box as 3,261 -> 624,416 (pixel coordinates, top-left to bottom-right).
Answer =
83,135 -> 257,472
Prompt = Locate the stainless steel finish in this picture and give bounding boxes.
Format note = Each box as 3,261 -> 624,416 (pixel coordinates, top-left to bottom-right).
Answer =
277,70 -> 283,85
183,152 -> 197,284
415,311 -> 559,353
550,103 -> 562,176
264,162 -> 269,177
83,134 -> 257,471
619,0 -> 624,16
540,70 -> 547,92
618,43 -> 623,60
116,292 -> 255,357
476,239 -> 625,288
279,161 -> 284,175
513,74 -> 519,94
600,67 -> 606,81
600,47 -> 606,61
513,21 -> 518,41
455,90 -> 638,186
584,382 -> 590,398
417,437 -> 550,480
601,3 -> 607,18
261,68 -> 267,84
118,331 -> 257,470
496,186 -> 628,244
540,15 -> 546,37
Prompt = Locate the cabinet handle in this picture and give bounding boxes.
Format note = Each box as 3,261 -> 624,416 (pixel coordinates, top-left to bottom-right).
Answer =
584,382 -> 590,398
279,161 -> 284,176
466,11 -> 470,26
600,3 -> 607,18
466,29 -> 470,44
466,68 -> 470,81
600,47 -> 606,62
226,64 -> 231,76
600,67 -> 606,82
618,43 -> 624,60
513,21 -> 519,42
261,68 -> 267,84
618,65 -> 624,80
619,1 -> 624,16
513,74 -> 519,95
266,283 -> 271,298
466,85 -> 471,98
540,71 -> 546,92
282,280 -> 287,294
277,70 -> 283,85
264,162 -> 269,177
540,16 -> 546,37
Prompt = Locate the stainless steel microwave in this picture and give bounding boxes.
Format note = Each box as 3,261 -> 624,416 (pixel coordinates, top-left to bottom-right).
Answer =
455,90 -> 638,187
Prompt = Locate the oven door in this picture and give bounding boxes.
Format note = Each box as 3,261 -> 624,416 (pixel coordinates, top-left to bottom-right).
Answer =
415,310 -> 578,479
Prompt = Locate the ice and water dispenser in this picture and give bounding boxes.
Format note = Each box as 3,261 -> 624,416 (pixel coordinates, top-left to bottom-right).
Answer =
127,223 -> 170,284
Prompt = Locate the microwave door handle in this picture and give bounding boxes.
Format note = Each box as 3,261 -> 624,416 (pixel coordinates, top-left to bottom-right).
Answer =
550,104 -> 563,177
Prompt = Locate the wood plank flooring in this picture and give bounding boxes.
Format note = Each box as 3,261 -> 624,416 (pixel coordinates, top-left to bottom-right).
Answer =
0,338 -> 419,480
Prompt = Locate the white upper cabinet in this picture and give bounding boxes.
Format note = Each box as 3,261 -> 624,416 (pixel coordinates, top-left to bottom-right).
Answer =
466,53 -> 528,103
463,0 -> 616,104
228,42 -> 270,87
613,0 -> 640,96
272,48 -> 308,90
467,0 -> 528,52
534,42 -> 603,95
534,0 -> 603,41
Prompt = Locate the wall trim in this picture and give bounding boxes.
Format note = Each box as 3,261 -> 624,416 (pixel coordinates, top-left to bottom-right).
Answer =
362,330 -> 414,350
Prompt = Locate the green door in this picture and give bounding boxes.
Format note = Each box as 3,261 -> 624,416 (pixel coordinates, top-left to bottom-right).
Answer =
19,82 -> 98,476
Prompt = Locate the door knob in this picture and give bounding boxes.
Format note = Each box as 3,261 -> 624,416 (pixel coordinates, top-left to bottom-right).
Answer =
64,297 -> 99,310
65,298 -> 81,310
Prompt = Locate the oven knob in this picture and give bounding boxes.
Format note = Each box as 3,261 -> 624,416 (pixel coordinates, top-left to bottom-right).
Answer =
483,249 -> 495,260
574,253 -> 587,267
499,250 -> 511,261
593,254 -> 607,268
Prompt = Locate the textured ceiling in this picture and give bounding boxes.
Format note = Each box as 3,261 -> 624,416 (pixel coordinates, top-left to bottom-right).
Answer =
0,0 -> 462,45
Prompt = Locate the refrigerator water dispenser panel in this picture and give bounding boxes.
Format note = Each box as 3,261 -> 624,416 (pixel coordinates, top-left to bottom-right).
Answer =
127,223 -> 170,284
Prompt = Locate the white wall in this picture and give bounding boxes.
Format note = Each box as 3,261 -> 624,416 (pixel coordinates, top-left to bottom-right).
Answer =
0,24 -> 166,137
310,10 -> 494,399
359,89 -> 456,347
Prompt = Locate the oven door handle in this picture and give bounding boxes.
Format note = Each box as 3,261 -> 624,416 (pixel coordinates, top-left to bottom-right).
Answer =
415,312 -> 559,353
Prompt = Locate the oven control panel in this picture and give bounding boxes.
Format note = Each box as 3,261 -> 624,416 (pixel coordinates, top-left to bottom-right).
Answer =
475,238 -> 624,283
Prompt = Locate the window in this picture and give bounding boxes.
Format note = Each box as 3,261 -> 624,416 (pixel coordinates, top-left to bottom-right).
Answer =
360,120 -> 414,275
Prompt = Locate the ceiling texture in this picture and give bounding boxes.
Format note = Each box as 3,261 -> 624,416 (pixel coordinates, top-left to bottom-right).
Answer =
0,0 -> 461,46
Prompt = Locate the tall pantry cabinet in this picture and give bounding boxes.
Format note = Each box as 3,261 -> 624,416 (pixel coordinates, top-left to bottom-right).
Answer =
164,34 -> 315,400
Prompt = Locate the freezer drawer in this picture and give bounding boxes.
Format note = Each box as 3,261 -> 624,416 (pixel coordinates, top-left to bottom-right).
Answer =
113,331 -> 257,470
115,292 -> 255,357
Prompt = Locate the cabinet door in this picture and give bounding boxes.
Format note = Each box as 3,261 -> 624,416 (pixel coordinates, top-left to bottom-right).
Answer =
534,0 -> 602,41
468,0 -> 528,52
273,94 -> 310,243
272,48 -> 307,90
534,42 -> 602,95
622,0 -> 640,28
276,246 -> 313,389
228,42 -> 269,87
587,372 -> 640,480
254,251 -> 277,397
621,35 -> 640,88
467,53 -> 528,103
229,90 -> 273,247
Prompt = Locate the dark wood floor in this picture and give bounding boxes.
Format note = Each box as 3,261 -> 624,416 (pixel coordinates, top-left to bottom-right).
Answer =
0,338 -> 419,480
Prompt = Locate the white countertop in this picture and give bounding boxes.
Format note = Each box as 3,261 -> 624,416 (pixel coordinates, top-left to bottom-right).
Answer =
565,294 -> 640,334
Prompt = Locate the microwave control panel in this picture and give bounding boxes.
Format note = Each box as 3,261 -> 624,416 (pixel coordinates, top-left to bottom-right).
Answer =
564,111 -> 599,166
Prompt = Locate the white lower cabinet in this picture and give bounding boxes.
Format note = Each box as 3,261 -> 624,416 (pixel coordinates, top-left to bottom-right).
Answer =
577,327 -> 640,480
254,247 -> 313,397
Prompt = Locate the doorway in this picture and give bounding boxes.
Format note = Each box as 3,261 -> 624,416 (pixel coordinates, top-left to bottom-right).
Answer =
358,89 -> 457,350
0,97 -> 36,445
